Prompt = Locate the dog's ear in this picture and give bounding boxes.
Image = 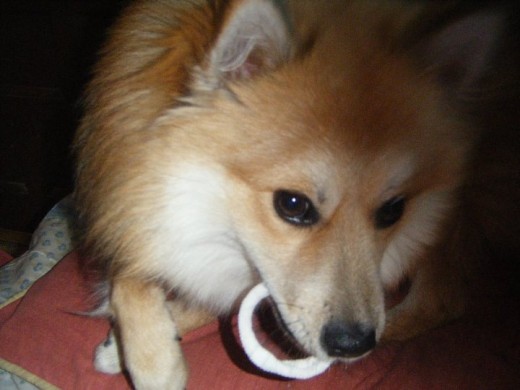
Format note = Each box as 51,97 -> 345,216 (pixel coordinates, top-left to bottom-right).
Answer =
194,0 -> 291,90
415,8 -> 503,94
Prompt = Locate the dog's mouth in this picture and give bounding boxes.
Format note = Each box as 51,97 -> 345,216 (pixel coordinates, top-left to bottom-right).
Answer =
238,284 -> 335,379
257,297 -> 375,363
244,276 -> 412,365
256,297 -> 311,360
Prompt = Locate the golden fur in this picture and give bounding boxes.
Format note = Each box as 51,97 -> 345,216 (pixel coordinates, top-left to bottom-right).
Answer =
74,0 -> 519,388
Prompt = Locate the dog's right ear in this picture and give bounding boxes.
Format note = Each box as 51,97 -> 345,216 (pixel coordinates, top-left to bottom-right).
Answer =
408,6 -> 503,96
193,0 -> 292,91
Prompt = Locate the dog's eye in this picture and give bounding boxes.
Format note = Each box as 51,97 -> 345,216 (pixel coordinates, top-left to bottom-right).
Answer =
274,190 -> 319,227
375,196 -> 406,229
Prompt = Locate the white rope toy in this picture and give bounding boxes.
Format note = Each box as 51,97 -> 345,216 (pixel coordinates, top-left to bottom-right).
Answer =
238,283 -> 332,379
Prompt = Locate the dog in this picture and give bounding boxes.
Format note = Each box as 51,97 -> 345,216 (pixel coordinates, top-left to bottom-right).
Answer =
73,0 -> 519,388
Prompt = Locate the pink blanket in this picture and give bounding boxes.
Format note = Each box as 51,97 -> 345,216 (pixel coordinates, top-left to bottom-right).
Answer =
1,251 -> 518,389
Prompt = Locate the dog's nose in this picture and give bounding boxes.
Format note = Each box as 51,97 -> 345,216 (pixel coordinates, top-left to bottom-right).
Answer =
320,321 -> 376,357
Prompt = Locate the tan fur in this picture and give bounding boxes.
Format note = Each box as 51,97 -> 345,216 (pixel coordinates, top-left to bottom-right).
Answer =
111,278 -> 187,388
74,0 -> 518,388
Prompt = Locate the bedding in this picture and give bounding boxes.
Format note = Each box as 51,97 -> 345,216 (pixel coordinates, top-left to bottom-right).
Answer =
0,200 -> 519,389
0,196 -> 76,309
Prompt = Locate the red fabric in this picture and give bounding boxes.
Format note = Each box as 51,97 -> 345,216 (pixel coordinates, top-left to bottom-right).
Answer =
0,250 -> 12,267
0,251 -> 518,389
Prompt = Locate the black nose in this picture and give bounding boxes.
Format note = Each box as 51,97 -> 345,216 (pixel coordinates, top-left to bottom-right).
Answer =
320,321 -> 376,357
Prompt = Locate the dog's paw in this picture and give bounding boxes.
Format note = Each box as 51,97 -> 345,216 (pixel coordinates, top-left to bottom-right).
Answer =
94,329 -> 123,374
129,341 -> 188,390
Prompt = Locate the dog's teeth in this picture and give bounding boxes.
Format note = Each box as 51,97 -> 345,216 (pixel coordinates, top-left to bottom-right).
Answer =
238,283 -> 332,379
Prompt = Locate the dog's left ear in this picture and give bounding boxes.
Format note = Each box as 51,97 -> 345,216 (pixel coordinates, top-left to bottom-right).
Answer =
195,0 -> 291,90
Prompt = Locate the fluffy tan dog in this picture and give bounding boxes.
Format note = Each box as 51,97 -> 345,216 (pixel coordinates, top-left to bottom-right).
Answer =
74,0 -> 518,388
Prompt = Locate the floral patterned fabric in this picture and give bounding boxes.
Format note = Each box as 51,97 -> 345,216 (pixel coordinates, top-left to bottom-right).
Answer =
0,196 -> 76,309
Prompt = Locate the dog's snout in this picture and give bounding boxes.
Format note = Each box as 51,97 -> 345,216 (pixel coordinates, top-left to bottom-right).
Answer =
320,321 -> 376,358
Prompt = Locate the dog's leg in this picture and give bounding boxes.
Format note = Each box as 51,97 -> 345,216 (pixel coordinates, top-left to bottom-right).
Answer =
93,293 -> 215,385
165,300 -> 215,337
110,278 -> 187,390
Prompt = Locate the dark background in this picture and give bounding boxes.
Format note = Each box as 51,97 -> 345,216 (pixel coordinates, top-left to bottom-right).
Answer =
0,0 -> 128,234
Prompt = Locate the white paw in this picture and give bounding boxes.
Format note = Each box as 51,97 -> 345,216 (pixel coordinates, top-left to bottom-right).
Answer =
94,329 -> 123,374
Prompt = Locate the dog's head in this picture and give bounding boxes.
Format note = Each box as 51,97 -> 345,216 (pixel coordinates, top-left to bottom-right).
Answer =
142,0 -> 501,361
